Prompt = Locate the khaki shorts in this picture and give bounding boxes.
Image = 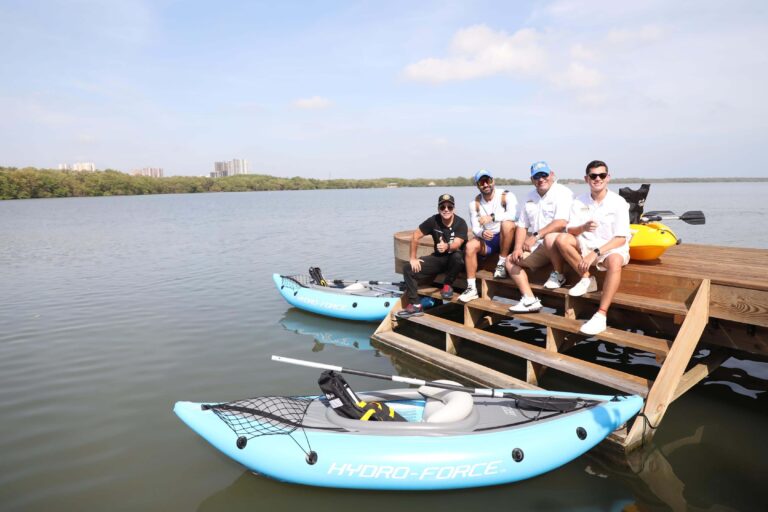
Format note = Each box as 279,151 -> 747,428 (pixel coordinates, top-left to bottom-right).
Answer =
518,245 -> 552,270
579,245 -> 629,271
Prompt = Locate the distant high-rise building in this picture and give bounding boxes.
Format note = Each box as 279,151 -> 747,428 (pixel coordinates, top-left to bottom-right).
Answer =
211,158 -> 249,178
59,162 -> 96,171
132,167 -> 164,178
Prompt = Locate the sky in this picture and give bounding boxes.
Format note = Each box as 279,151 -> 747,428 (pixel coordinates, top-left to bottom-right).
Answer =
1,0 -> 767,178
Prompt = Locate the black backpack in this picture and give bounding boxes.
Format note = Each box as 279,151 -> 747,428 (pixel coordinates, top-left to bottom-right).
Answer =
318,370 -> 405,422
618,183 -> 650,224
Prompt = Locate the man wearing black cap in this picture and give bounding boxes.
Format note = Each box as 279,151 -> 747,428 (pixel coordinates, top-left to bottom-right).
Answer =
400,194 -> 468,317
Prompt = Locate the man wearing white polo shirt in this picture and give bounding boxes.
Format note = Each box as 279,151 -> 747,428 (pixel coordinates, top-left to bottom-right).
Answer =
555,160 -> 631,335
505,161 -> 574,313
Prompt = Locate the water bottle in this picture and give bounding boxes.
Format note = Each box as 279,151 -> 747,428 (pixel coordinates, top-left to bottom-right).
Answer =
420,297 -> 436,309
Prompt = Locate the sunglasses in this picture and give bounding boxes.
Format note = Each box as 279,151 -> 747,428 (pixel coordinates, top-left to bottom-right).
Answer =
477,177 -> 493,186
439,203 -> 454,211
588,172 -> 608,181
532,172 -> 549,180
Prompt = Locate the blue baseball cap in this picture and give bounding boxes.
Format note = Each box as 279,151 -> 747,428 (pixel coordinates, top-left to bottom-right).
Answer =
473,169 -> 493,184
530,161 -> 551,177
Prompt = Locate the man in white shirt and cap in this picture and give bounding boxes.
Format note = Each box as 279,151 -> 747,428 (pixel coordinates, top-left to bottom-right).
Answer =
555,160 -> 631,335
458,169 -> 518,303
505,161 -> 574,312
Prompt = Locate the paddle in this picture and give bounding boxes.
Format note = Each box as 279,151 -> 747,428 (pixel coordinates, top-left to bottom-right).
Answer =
331,279 -> 405,287
641,210 -> 706,225
271,355 -> 602,412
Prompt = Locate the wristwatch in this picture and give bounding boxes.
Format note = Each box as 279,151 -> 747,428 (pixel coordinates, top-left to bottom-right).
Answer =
532,231 -> 539,240
593,248 -> 601,256
491,213 -> 496,221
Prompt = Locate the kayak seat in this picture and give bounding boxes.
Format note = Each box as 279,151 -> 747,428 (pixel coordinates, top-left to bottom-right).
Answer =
418,380 -> 474,423
343,282 -> 367,292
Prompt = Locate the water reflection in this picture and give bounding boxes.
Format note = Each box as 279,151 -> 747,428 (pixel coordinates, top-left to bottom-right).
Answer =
279,309 -> 376,351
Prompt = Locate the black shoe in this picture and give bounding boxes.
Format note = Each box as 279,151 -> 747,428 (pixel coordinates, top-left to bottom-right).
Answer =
440,284 -> 453,300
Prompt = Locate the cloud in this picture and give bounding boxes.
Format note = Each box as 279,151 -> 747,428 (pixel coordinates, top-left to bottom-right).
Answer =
403,25 -> 545,83
293,96 -> 332,109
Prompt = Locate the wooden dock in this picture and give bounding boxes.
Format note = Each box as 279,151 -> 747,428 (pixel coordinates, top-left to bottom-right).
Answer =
372,231 -> 768,451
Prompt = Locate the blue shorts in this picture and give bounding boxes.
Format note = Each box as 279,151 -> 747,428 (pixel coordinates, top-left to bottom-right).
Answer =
482,232 -> 501,256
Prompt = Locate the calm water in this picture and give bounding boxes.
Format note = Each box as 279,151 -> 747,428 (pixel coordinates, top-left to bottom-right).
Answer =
1,183 -> 767,511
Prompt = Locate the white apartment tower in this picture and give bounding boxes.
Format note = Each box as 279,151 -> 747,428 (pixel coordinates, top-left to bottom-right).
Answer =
211,159 -> 249,178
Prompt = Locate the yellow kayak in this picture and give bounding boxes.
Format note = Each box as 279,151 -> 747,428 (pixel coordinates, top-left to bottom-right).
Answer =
629,222 -> 679,261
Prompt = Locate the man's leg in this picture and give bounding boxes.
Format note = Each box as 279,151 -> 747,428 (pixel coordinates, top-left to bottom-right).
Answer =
443,251 -> 465,285
403,255 -> 447,305
459,239 -> 486,302
579,254 -> 624,335
555,233 -> 587,277
494,221 -> 516,278
542,232 -> 565,274
556,234 -> 597,297
597,254 -> 623,314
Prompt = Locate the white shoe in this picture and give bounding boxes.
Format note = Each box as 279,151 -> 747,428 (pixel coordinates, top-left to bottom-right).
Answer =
543,271 -> 566,289
568,276 -> 598,297
580,312 -> 607,335
509,296 -> 542,313
458,287 -> 479,303
493,263 -> 507,279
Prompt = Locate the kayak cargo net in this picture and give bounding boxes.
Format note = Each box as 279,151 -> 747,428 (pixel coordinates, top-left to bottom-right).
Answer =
202,396 -> 316,442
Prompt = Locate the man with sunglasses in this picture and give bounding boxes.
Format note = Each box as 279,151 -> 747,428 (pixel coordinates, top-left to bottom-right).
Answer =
400,194 -> 468,317
458,170 -> 518,303
555,160 -> 631,335
505,161 -> 573,312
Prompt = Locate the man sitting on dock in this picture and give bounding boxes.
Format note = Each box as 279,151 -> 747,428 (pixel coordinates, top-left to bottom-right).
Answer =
400,194 -> 469,317
458,170 -> 518,303
555,160 -> 631,335
505,161 -> 573,312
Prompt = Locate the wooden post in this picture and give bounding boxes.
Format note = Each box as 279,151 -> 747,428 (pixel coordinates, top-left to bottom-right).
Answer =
446,333 -> 460,355
527,326 -> 569,385
624,279 -> 711,450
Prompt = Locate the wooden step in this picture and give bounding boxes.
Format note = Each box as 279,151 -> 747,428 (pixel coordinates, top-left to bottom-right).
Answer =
371,331 -> 540,390
476,270 -> 689,317
419,287 -> 672,359
399,312 -> 652,397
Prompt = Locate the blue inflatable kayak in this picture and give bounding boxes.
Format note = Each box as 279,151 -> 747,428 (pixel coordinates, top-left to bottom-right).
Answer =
273,273 -> 402,322
175,387 -> 642,490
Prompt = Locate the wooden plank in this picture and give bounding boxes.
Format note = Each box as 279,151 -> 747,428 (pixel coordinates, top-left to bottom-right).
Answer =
371,331 -> 539,390
624,279 -> 711,449
672,348 -> 730,402
464,298 -> 673,359
476,271 -> 690,317
709,284 -> 768,328
402,313 -> 651,397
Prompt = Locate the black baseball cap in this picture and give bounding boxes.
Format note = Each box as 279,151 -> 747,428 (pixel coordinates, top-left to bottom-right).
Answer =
438,194 -> 455,206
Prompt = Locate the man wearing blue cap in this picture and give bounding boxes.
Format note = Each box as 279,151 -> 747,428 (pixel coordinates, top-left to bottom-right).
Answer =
458,169 -> 518,303
505,161 -> 574,312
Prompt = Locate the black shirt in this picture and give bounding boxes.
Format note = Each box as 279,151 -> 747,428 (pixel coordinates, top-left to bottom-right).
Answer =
418,214 -> 468,255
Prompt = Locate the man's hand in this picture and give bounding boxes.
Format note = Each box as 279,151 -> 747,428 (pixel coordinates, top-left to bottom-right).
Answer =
582,220 -> 598,233
522,234 -> 537,252
578,252 -> 597,274
410,257 -> 424,273
482,229 -> 494,240
478,214 -> 493,225
511,248 -> 524,265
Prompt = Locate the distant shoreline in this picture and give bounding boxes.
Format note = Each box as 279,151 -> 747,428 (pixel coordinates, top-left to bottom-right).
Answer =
1,166 -> 766,200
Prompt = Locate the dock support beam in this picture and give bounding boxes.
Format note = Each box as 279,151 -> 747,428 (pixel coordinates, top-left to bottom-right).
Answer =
624,279 -> 711,450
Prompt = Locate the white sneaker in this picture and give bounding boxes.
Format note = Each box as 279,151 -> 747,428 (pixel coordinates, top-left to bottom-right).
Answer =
493,263 -> 507,279
580,312 -> 607,335
509,296 -> 542,313
543,271 -> 566,289
568,276 -> 598,297
458,287 -> 479,303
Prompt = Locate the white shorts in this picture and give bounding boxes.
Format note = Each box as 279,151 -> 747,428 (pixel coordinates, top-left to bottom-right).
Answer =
579,245 -> 629,271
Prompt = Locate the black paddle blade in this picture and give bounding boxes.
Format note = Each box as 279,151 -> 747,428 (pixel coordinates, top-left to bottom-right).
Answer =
679,210 -> 705,225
